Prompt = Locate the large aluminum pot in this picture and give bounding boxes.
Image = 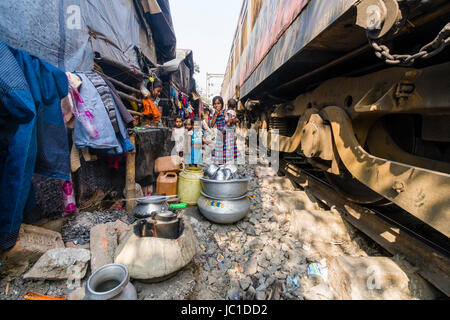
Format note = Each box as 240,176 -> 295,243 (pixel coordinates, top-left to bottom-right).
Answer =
200,176 -> 250,199
197,193 -> 250,224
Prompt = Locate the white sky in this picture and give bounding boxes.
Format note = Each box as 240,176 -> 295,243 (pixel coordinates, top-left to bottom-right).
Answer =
170,0 -> 243,101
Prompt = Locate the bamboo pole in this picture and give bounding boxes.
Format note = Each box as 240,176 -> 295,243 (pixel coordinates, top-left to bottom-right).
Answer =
128,110 -> 144,117
101,74 -> 141,95
125,132 -> 136,215
117,91 -> 143,105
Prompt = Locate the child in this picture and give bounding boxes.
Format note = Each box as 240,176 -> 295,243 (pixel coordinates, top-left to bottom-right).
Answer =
225,98 -> 238,129
202,108 -> 211,131
185,118 -> 208,166
172,116 -> 185,158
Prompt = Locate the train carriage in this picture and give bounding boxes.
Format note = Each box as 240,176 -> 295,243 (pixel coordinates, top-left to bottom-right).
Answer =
221,0 -> 450,238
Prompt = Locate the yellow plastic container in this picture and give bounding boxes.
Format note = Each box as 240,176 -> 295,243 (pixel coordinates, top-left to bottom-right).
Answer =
177,167 -> 204,206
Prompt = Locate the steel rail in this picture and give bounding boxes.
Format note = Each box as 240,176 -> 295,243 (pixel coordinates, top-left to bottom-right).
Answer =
280,158 -> 450,296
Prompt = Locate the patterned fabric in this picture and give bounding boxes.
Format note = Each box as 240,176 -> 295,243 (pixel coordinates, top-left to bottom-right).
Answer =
186,130 -> 203,164
84,71 -> 119,133
101,75 -> 135,128
73,73 -> 120,150
215,111 -> 226,131
211,111 -> 240,163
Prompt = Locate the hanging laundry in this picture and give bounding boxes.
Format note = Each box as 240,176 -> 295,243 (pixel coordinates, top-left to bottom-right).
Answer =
73,73 -> 120,150
0,40 -> 69,249
84,71 -> 119,133
100,75 -> 135,128
187,104 -> 194,119
110,98 -> 135,155
67,74 -> 99,139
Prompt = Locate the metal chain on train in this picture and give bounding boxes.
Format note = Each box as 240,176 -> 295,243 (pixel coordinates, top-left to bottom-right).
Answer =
368,22 -> 450,66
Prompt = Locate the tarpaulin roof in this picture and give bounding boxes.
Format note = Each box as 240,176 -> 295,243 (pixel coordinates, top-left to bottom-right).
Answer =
0,0 -> 176,73
160,49 -> 194,74
135,0 -> 177,65
159,49 -> 196,95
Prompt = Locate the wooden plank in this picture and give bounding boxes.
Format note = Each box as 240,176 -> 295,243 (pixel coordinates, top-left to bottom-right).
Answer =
281,161 -> 450,297
125,133 -> 136,215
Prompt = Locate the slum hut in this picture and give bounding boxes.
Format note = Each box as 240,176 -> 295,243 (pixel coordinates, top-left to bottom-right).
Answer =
158,49 -> 202,126
0,0 -> 177,249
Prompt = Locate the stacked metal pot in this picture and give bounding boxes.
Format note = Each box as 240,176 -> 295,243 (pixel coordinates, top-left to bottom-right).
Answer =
197,164 -> 251,224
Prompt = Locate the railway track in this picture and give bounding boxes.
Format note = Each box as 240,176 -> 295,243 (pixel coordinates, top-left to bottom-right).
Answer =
279,158 -> 450,297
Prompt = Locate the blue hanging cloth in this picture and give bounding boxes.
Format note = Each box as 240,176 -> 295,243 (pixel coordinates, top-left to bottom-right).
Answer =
0,40 -> 69,249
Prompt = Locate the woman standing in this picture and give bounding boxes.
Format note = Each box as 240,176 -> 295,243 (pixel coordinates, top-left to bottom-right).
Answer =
210,96 -> 239,163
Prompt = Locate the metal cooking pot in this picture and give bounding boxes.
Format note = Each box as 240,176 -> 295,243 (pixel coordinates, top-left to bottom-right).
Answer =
204,164 -> 220,178
133,197 -> 169,218
222,168 -> 233,180
200,176 -> 250,199
84,264 -> 137,300
213,169 -> 226,180
223,164 -> 238,175
197,193 -> 250,224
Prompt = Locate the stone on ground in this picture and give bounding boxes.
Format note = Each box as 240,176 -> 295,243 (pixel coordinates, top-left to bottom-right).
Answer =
23,248 -> 90,281
89,220 -> 130,272
255,166 -> 278,178
134,267 -> 196,300
90,223 -> 118,272
259,177 -> 295,191
0,224 -> 65,277
289,209 -> 353,258
304,283 -> 336,300
274,190 -> 319,214
68,287 -> 86,300
327,256 -> 434,300
40,217 -> 71,233
65,242 -> 90,249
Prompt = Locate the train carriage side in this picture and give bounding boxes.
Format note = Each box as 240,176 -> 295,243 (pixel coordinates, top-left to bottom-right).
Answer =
222,0 -> 450,238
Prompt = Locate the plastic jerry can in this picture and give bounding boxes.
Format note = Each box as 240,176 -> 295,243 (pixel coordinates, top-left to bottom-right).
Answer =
155,156 -> 184,173
156,172 -> 178,196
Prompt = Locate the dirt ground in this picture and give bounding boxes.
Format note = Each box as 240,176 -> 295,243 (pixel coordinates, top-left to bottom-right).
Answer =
0,164 -> 442,300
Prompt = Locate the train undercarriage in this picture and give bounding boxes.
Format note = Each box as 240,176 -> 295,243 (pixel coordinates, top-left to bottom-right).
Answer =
241,60 -> 450,239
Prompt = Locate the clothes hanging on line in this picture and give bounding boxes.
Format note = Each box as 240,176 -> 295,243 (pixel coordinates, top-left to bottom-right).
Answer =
100,75 -> 135,128
73,72 -> 120,150
84,71 -> 119,133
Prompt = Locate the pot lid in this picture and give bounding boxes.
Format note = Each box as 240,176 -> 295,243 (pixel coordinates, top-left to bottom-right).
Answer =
154,209 -> 177,221
135,196 -> 167,204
